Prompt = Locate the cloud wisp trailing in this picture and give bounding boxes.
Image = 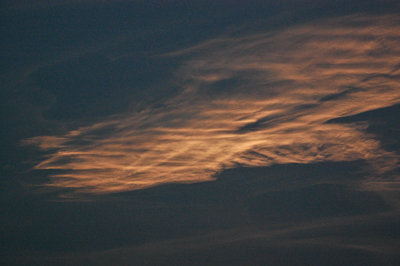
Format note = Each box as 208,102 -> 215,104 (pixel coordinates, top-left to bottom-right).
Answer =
18,208 -> 400,265
24,15 -> 400,195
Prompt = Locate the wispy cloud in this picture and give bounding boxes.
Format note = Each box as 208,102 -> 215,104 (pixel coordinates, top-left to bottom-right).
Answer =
17,209 -> 400,265
24,15 -> 400,195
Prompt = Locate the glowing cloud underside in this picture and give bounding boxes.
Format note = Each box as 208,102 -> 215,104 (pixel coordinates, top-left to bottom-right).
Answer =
25,15 -> 400,194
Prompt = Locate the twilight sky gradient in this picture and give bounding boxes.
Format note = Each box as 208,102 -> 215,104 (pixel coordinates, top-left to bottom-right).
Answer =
1,1 -> 400,265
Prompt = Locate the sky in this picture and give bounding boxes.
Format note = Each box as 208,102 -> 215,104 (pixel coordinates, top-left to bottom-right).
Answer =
1,1 -> 400,265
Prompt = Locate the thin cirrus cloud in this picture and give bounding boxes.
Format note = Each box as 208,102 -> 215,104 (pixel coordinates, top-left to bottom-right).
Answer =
24,15 -> 400,195
19,209 -> 400,265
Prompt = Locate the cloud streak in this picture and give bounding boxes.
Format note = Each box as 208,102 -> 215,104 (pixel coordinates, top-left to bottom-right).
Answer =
24,14 -> 400,195
16,209 -> 400,265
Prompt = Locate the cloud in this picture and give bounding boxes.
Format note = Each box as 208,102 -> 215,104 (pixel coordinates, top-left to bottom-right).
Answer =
24,14 -> 400,195
15,209 -> 400,265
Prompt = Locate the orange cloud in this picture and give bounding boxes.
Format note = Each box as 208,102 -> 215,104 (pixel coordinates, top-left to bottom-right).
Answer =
24,15 -> 400,195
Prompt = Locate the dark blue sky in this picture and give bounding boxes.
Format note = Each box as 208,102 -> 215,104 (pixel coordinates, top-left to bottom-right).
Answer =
1,1 -> 400,265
